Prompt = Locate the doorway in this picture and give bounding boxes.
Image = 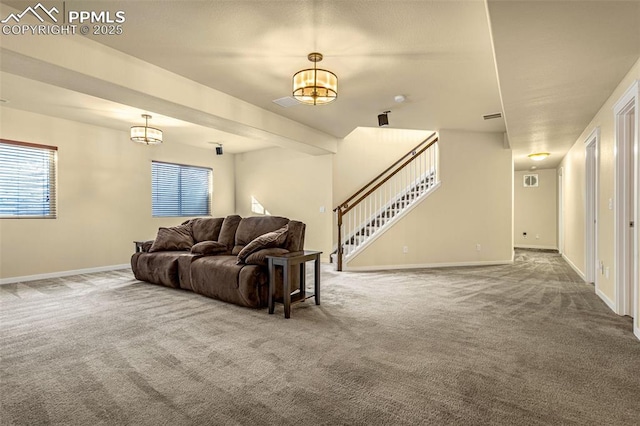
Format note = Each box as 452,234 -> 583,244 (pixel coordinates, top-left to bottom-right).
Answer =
614,81 -> 639,337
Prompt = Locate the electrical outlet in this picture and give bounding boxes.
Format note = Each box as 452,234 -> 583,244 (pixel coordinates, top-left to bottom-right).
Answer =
523,232 -> 527,239
605,267 -> 610,279
476,244 -> 481,251
403,246 -> 409,254
536,234 -> 540,239
600,261 -> 604,274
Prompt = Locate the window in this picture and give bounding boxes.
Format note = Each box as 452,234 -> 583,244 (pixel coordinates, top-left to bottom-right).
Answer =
0,139 -> 57,218
152,161 -> 212,217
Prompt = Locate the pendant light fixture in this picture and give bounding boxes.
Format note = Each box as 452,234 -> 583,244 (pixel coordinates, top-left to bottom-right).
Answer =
130,114 -> 163,145
292,52 -> 338,105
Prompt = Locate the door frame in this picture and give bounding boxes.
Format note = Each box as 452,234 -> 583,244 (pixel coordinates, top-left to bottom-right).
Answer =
558,167 -> 564,255
585,128 -> 600,286
613,80 -> 639,340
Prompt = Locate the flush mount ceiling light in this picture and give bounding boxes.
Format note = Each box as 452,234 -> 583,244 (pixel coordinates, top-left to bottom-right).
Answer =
528,152 -> 550,161
292,52 -> 337,105
130,114 -> 162,145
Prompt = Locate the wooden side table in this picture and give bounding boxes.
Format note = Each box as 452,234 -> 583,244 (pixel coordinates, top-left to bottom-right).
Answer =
267,250 -> 322,318
134,241 -> 147,253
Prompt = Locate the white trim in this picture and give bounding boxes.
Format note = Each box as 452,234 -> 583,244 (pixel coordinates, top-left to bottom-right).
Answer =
558,167 -> 564,255
635,322 -> 640,341
613,79 -> 639,317
345,181 -> 441,264
562,253 -> 586,281
584,127 -> 600,285
0,264 -> 130,285
514,244 -> 558,250
344,258 -> 513,272
596,287 -> 617,313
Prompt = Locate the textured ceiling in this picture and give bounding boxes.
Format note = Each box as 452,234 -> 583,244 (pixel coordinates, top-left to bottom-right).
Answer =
487,0 -> 640,170
1,0 -> 638,168
78,0 -> 504,137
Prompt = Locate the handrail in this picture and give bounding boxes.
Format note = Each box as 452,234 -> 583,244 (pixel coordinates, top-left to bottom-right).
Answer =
334,132 -> 437,211
343,139 -> 436,215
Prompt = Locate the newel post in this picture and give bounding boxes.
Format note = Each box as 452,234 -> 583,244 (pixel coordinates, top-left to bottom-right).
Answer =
337,207 -> 343,271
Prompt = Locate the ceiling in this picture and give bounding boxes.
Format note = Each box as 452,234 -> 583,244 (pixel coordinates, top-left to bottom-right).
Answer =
1,0 -> 639,168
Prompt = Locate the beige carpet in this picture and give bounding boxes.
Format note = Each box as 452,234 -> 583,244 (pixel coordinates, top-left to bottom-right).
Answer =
1,250 -> 639,425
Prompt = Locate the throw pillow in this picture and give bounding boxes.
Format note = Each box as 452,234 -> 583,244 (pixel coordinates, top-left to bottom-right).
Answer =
244,248 -> 290,266
149,224 -> 194,252
191,241 -> 227,255
236,225 -> 289,264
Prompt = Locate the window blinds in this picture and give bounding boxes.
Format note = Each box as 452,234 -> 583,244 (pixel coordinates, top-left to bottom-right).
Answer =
0,140 -> 57,218
151,161 -> 212,217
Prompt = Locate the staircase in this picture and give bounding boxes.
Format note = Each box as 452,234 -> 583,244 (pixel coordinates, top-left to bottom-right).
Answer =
333,133 -> 440,270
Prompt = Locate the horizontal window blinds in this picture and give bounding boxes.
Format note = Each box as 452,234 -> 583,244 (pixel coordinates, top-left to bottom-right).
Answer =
0,140 -> 57,218
152,161 -> 212,217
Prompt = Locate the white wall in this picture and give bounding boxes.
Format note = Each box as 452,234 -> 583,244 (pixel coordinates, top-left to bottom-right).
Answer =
514,169 -> 557,249
234,148 -> 333,261
0,108 -> 235,280
559,58 -> 640,309
345,130 -> 513,269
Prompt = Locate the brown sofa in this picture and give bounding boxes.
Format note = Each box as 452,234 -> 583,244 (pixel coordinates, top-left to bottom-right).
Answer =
131,215 -> 305,308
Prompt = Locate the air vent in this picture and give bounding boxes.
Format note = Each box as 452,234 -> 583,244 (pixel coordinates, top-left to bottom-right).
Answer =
483,112 -> 502,120
523,174 -> 538,188
272,96 -> 300,108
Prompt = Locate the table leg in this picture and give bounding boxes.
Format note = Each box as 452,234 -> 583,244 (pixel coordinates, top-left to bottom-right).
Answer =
268,260 -> 275,314
314,255 -> 321,305
283,263 -> 291,319
299,262 -> 306,299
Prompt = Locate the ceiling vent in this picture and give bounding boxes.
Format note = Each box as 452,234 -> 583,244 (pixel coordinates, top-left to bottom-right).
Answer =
482,112 -> 502,120
272,96 -> 300,108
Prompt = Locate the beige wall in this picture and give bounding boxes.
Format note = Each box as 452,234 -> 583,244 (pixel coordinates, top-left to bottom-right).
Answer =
234,148 -> 333,261
0,108 -> 235,280
333,127 -> 432,206
347,130 -> 513,269
560,59 -> 640,306
514,169 -> 557,249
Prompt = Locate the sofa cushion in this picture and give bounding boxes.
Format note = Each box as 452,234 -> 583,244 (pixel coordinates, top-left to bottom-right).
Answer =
187,217 -> 224,243
233,216 -> 290,254
236,225 -> 289,263
244,247 -> 290,266
132,251 -> 195,288
218,215 -> 242,251
149,224 -> 194,252
191,241 -> 227,255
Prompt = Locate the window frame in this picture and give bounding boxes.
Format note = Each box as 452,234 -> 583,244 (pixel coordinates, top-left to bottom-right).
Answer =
151,160 -> 213,218
0,139 -> 58,219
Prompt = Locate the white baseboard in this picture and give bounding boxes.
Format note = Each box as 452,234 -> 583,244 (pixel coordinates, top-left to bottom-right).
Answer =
561,253 -> 586,281
0,264 -> 131,285
344,259 -> 513,272
595,287 -> 617,313
635,323 -> 640,341
515,244 -> 558,250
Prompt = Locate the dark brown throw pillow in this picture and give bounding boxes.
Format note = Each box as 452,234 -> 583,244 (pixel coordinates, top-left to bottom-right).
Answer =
236,225 -> 288,263
190,241 -> 227,255
149,224 -> 194,252
243,248 -> 290,266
